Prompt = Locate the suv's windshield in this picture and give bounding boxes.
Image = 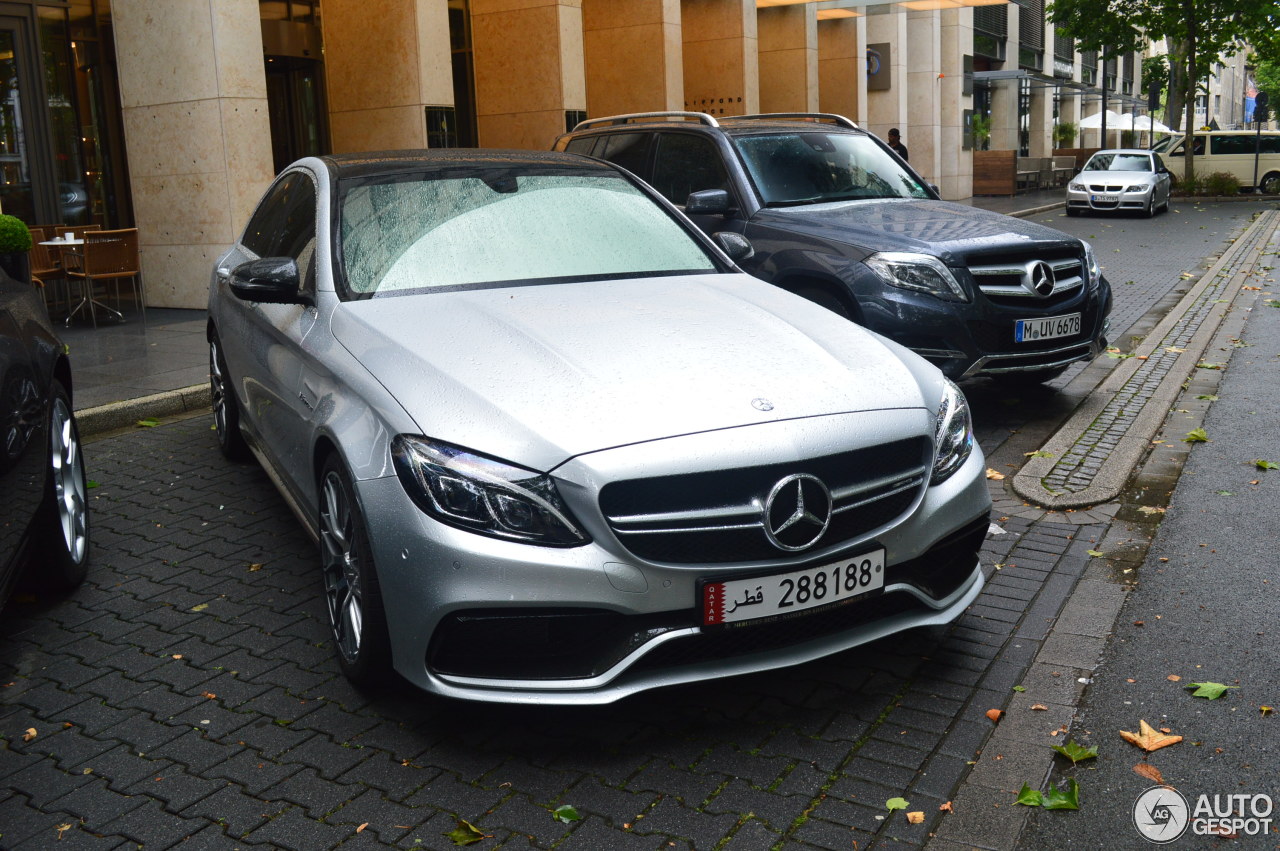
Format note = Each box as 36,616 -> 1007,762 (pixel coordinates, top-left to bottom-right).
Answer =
1083,152 -> 1153,172
733,131 -> 929,206
338,169 -> 718,298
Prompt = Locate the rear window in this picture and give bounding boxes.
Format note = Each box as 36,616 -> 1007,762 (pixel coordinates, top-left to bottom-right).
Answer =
337,168 -> 718,298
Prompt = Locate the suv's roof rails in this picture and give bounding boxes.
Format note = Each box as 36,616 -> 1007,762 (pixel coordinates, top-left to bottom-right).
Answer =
725,112 -> 859,130
571,112 -> 720,132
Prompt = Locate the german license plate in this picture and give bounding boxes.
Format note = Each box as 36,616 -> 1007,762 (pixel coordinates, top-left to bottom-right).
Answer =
702,549 -> 885,626
1015,312 -> 1081,343
1091,194 -> 1118,203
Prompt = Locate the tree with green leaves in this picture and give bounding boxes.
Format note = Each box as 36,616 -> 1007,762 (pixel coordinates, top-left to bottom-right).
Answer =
1049,0 -> 1278,185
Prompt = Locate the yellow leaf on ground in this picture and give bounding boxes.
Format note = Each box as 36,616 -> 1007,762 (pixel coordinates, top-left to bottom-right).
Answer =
906,811 -> 925,824
985,468 -> 1005,480
356,823 -> 368,833
1167,675 -> 1181,681
940,801 -> 953,812
1030,704 -> 1049,711
23,727 -> 36,742
1120,719 -> 1183,752
986,709 -> 1004,723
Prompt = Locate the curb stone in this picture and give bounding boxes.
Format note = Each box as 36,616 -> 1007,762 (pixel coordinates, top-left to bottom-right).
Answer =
77,383 -> 211,437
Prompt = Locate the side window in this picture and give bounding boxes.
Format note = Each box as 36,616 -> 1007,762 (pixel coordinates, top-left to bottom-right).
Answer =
1262,135 -> 1280,154
1190,136 -> 1205,155
650,134 -> 731,206
598,133 -> 653,177
564,137 -> 600,157
241,172 -> 317,288
1210,134 -> 1248,155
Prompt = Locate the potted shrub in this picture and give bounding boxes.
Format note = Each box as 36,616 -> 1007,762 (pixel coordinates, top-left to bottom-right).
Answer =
1052,122 -> 1077,149
0,214 -> 32,283
971,114 -> 992,151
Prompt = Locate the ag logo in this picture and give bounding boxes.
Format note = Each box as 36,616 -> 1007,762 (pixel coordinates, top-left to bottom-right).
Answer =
1133,786 -> 1190,843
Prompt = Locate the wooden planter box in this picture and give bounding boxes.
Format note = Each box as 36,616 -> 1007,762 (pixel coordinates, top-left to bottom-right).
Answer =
973,149 -> 1016,196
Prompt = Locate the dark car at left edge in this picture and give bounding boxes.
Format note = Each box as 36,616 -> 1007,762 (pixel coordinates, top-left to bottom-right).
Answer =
0,255 -> 90,610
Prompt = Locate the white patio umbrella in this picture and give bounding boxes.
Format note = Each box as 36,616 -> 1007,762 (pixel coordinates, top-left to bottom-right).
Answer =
1076,109 -> 1124,129
1123,113 -> 1173,133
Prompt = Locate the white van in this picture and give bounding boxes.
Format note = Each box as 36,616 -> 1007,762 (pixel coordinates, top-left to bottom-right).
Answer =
1152,131 -> 1280,192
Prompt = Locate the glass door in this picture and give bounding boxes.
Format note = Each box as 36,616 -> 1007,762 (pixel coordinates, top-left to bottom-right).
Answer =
0,16 -> 41,223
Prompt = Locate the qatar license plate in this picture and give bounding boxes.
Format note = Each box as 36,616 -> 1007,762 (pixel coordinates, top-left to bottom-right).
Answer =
702,549 -> 885,626
1015,312 -> 1081,343
1091,194 -> 1119,203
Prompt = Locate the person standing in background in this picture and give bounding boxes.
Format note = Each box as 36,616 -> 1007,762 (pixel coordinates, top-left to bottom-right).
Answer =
887,128 -> 909,161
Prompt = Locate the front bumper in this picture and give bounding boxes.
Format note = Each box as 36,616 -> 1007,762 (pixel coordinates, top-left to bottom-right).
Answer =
1066,184 -> 1155,213
356,410 -> 991,704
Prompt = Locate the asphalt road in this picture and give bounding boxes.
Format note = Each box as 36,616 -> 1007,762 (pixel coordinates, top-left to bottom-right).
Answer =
1,200 -> 1274,851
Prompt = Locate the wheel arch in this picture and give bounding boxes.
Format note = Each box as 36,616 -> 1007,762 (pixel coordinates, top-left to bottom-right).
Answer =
775,273 -> 863,323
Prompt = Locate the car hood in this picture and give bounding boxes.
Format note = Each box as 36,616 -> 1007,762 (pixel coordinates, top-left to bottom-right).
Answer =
1076,169 -> 1156,185
749,198 -> 1082,264
331,274 -> 928,470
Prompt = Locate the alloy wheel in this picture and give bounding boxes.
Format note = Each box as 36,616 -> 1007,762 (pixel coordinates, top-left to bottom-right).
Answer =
50,396 -> 88,564
321,469 -> 364,664
209,339 -> 227,438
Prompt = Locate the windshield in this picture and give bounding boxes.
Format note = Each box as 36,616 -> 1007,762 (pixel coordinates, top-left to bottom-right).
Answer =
733,131 -> 930,206
338,169 -> 718,298
1151,136 -> 1178,153
1083,152 -> 1153,172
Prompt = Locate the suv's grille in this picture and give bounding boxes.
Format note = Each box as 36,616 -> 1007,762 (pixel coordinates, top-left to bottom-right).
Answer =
968,254 -> 1085,307
599,438 -> 931,564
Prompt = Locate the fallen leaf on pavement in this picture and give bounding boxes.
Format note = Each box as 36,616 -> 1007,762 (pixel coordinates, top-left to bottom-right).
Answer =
1261,706 -> 1273,717
1253,460 -> 1278,470
248,563 -> 264,571
986,468 -> 1006,480
56,824 -> 73,840
200,692 -> 216,700
1031,704 -> 1048,711
1184,428 -> 1209,443
886,797 -> 908,812
1167,675 -> 1181,681
940,801 -> 953,813
1086,550 -> 1105,557
1185,682 -> 1237,700
906,811 -> 925,824
1052,741 -> 1098,764
356,823 -> 368,833
444,820 -> 488,846
552,805 -> 582,823
1133,763 -> 1164,784
986,709 -> 1004,723
1120,720 -> 1183,752
23,727 -> 36,742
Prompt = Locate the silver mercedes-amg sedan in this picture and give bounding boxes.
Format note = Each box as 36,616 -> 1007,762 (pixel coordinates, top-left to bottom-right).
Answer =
208,150 -> 990,704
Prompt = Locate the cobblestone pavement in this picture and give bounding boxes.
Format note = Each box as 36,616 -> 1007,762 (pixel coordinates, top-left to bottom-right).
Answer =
1,202 -> 1274,851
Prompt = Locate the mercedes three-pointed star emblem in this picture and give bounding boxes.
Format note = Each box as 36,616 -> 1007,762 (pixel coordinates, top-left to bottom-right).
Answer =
1027,260 -> 1056,297
763,474 -> 833,552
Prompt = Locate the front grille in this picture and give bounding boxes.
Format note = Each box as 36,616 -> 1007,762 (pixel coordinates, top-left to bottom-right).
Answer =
1088,183 -> 1123,192
600,438 -> 931,564
969,254 -> 1085,304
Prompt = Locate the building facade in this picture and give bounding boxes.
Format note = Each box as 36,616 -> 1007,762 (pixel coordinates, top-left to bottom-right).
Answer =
2,0 -> 1148,309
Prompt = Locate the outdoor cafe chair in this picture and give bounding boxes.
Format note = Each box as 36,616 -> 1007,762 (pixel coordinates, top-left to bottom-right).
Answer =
63,228 -> 142,327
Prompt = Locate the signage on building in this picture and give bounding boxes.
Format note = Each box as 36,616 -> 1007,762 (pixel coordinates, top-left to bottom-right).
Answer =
1054,58 -> 1074,79
867,44 -> 891,91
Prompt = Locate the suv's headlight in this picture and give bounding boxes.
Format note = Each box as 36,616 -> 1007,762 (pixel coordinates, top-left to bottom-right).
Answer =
392,436 -> 589,546
932,380 -> 974,485
1082,241 -> 1101,289
864,252 -> 968,302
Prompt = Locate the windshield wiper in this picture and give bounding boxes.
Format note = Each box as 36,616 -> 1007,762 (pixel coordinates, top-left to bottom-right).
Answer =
763,197 -> 823,207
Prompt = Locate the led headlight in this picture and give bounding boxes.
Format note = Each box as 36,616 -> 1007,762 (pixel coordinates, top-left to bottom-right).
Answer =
392,436 -> 588,546
864,252 -> 968,302
932,380 -> 974,485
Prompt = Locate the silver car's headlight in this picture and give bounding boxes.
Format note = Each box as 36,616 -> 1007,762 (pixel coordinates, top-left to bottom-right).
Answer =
932,380 -> 974,485
864,252 -> 968,302
1082,240 -> 1101,289
1069,181 -> 1087,192
392,436 -> 589,546
1125,184 -> 1149,193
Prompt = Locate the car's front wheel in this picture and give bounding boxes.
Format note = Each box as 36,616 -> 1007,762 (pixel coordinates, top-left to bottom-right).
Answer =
209,332 -> 249,460
319,454 -> 392,685
35,380 -> 89,591
1260,172 -> 1280,195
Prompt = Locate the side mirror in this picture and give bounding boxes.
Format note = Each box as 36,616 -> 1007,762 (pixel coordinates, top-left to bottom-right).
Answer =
928,183 -> 941,197
229,258 -> 310,305
685,189 -> 731,215
712,231 -> 754,263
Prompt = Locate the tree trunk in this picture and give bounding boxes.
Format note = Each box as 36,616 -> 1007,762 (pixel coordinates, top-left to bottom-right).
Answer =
1183,0 -> 1197,187
1165,37 -> 1188,131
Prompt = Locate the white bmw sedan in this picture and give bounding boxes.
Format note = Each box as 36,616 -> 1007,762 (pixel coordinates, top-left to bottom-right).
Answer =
1066,148 -> 1173,217
208,150 -> 990,704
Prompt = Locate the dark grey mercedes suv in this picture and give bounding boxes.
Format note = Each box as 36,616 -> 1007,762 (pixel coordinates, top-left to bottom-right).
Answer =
554,112 -> 1112,384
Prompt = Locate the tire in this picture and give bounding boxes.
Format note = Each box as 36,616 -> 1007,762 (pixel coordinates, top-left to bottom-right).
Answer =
1261,172 -> 1280,195
209,331 -> 249,460
34,380 -> 89,592
791,285 -> 853,321
1143,196 -> 1155,218
319,454 -> 393,685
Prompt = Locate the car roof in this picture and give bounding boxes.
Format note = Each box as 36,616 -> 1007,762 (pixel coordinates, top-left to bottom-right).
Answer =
1089,149 -> 1153,156
319,149 -> 612,180
565,112 -> 866,139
